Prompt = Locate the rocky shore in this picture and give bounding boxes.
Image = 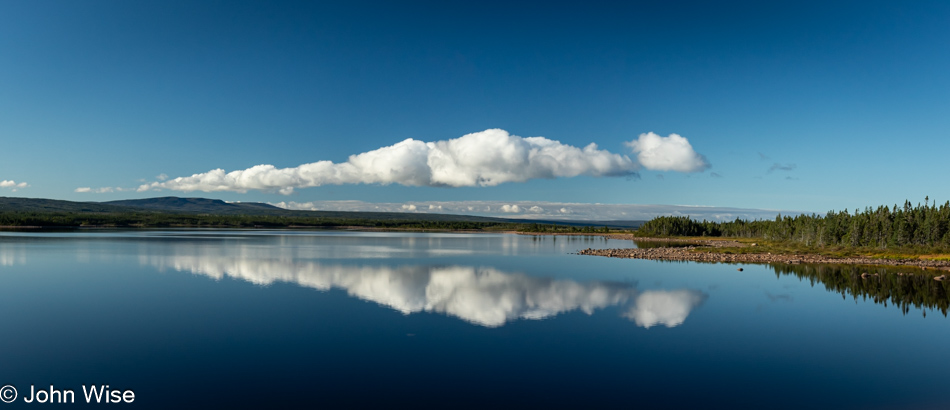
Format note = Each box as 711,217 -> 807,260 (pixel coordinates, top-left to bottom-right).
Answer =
578,245 -> 950,272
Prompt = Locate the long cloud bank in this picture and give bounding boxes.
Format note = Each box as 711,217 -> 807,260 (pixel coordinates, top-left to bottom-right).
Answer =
134,129 -> 709,194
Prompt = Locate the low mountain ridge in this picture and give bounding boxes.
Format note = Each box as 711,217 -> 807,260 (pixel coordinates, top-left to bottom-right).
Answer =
105,197 -> 282,215
0,197 -> 135,213
0,196 -> 645,228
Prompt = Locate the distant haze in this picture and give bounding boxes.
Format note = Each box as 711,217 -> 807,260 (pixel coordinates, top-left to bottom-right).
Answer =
271,200 -> 800,222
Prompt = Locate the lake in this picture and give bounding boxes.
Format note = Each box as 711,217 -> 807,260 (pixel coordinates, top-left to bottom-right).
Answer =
0,230 -> 947,408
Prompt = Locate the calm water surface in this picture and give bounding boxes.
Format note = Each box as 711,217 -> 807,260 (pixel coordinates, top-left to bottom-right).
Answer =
0,230 -> 947,408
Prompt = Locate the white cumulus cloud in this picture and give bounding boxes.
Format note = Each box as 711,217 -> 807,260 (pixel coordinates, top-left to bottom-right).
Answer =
137,129 -> 638,194
625,132 -> 710,172
0,180 -> 28,190
500,204 -> 522,213
131,129 -> 710,195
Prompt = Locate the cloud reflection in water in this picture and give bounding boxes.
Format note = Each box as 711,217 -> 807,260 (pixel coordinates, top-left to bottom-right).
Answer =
624,290 -> 708,328
0,246 -> 26,266
148,254 -> 706,328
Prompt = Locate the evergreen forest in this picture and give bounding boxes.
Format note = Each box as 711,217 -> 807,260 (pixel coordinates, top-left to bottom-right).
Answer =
637,199 -> 950,250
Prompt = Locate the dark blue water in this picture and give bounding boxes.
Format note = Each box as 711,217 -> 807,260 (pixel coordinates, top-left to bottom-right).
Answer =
0,230 -> 947,408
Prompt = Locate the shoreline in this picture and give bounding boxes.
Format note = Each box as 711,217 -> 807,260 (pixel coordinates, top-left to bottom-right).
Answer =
573,238 -> 950,272
517,232 -> 742,246
516,232 -> 950,272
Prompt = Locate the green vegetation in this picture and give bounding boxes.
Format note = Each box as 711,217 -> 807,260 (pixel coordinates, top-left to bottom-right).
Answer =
0,196 -> 516,230
637,199 -> 950,253
0,196 -> 634,232
0,196 -> 509,223
0,211 -> 528,230
0,211 -> 625,233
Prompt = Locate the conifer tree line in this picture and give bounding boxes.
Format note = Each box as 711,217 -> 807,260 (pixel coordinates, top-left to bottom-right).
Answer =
638,199 -> 950,249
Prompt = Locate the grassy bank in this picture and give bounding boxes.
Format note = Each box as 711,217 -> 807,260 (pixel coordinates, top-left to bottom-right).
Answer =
683,236 -> 950,261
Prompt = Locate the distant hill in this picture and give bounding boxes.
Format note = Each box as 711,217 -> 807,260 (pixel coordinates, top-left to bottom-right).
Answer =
105,197 -> 282,215
0,196 -> 507,223
0,197 -> 135,213
0,196 -> 645,228
104,197 -> 508,222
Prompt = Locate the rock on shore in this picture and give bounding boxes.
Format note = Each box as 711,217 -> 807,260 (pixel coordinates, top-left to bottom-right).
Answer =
578,246 -> 950,271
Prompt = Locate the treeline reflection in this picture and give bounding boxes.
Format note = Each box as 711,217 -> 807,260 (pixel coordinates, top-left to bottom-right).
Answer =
770,264 -> 950,316
147,254 -> 706,328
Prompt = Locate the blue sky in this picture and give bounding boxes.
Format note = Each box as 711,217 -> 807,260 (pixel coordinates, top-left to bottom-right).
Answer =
1,0 -> 948,220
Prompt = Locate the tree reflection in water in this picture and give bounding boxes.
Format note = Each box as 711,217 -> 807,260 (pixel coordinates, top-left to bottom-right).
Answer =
770,263 -> 950,316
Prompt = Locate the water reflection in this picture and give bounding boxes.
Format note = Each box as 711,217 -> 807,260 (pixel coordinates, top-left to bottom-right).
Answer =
624,290 -> 708,328
0,245 -> 26,266
147,253 -> 706,328
770,263 -> 950,316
